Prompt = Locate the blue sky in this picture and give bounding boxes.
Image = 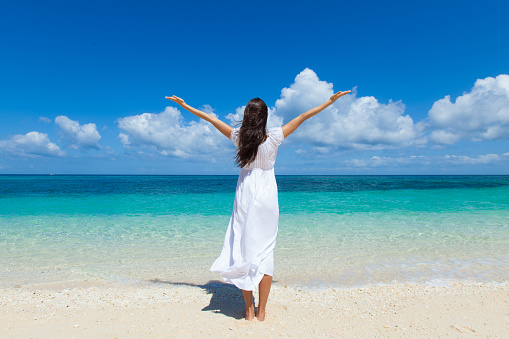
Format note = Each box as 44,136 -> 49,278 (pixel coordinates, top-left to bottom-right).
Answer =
1,0 -> 508,174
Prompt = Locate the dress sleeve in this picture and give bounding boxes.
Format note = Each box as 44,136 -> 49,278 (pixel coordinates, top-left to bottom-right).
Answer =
268,127 -> 284,146
230,128 -> 240,147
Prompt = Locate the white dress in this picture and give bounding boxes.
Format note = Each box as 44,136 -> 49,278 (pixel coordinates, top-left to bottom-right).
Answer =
210,127 -> 284,291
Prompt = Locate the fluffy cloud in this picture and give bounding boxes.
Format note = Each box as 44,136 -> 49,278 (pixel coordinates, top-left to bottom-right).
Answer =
428,74 -> 509,144
117,106 -> 230,158
0,131 -> 65,157
114,69 -> 509,162
270,68 -> 417,150
55,116 -> 101,150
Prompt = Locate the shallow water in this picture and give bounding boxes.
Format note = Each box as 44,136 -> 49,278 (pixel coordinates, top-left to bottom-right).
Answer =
1,175 -> 508,289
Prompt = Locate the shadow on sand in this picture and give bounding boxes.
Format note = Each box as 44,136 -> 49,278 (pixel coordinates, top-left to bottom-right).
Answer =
149,279 -> 246,319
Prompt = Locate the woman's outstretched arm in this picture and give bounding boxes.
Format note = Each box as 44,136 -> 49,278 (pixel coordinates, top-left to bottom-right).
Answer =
165,95 -> 233,138
281,90 -> 351,138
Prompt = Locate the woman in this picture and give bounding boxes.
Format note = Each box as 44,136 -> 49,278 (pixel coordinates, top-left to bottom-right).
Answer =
165,89 -> 350,321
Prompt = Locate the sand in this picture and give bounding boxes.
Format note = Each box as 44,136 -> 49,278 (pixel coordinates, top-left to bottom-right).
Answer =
0,280 -> 508,338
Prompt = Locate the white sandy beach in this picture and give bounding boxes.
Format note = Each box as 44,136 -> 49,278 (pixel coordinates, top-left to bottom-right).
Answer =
1,280 -> 508,338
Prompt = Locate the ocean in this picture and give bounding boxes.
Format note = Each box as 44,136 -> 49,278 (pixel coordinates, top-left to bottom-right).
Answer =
1,175 -> 508,289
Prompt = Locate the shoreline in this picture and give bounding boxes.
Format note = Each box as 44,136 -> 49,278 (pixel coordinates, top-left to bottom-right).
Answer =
1,280 -> 508,337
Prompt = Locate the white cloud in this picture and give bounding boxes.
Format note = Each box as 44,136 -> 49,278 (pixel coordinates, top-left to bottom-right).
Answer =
0,131 -> 65,157
55,116 -> 101,150
38,117 -> 51,123
117,106 -> 230,159
225,106 -> 244,126
345,155 -> 414,168
428,130 -> 461,145
427,74 -> 509,144
119,133 -> 130,147
270,68 -> 417,150
344,153 -> 503,168
443,154 -> 500,165
114,70 -> 509,163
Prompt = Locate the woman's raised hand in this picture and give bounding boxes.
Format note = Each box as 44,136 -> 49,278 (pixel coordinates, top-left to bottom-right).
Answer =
165,95 -> 185,105
330,90 -> 351,102
282,89 -> 351,138
163,95 -> 233,138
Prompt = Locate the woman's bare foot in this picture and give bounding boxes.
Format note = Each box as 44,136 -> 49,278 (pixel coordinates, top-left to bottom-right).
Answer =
245,304 -> 255,321
256,308 -> 266,321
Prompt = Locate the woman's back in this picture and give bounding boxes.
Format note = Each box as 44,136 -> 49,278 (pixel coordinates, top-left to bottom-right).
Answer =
231,127 -> 284,170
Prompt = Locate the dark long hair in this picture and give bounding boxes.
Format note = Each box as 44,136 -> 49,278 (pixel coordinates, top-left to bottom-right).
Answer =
235,98 -> 268,168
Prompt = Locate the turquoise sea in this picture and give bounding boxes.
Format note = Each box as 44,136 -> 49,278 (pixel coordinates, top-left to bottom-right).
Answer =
1,175 -> 508,289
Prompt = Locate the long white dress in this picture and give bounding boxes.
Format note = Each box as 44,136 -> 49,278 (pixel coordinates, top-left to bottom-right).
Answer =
210,127 -> 284,291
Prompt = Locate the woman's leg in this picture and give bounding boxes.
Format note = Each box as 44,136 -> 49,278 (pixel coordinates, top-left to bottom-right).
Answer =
242,290 -> 255,320
257,274 -> 272,321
